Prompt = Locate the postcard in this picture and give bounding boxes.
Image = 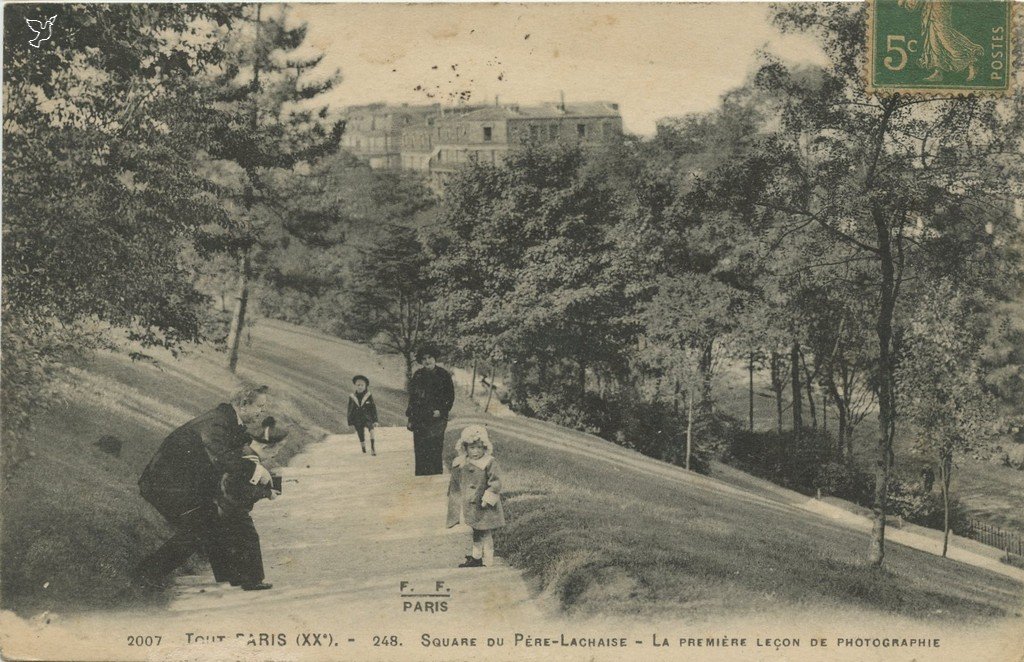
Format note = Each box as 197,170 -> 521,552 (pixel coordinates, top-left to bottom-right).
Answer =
2,2 -> 1022,660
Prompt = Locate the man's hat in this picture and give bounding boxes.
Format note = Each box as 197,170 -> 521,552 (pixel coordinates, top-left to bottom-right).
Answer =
352,375 -> 370,386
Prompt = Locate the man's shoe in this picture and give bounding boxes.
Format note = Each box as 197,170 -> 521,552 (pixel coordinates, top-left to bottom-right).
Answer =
241,582 -> 273,591
458,557 -> 483,568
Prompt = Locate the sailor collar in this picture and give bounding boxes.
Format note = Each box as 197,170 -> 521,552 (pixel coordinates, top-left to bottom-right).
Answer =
350,392 -> 372,405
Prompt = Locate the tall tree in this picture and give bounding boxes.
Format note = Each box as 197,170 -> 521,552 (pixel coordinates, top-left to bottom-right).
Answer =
203,4 -> 343,372
898,280 -> 996,556
345,224 -> 433,383
429,143 -> 630,409
697,4 -> 1023,565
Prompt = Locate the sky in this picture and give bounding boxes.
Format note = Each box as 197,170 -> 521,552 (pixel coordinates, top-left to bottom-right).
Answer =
287,3 -> 828,136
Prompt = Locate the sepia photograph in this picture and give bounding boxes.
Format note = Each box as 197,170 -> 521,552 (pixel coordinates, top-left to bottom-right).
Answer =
1,1 -> 1023,660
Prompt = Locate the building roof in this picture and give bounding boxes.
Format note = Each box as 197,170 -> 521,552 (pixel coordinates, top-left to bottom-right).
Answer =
456,101 -> 620,122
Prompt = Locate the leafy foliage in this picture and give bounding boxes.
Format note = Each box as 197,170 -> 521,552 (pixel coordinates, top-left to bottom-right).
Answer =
429,142 -> 631,397
2,4 -> 243,449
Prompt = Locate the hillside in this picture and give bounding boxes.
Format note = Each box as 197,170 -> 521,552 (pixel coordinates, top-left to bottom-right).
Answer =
709,359 -> 1024,535
2,319 -> 1021,637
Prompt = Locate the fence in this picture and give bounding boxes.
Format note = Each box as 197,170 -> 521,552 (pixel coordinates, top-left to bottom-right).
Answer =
965,520 -> 1024,568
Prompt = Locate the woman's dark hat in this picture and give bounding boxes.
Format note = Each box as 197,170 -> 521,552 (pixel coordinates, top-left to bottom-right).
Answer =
352,375 -> 370,386
415,343 -> 439,362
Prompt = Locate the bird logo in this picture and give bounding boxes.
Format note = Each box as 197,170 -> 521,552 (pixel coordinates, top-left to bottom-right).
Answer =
26,15 -> 57,48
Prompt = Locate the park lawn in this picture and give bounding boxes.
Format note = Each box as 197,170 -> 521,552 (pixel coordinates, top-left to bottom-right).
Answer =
708,360 -> 1024,534
462,422 -> 1023,623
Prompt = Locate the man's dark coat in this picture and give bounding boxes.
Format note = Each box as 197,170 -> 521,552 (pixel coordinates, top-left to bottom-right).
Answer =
139,403 -> 254,520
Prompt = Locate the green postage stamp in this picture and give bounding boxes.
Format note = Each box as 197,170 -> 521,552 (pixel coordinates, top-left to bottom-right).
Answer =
868,0 -> 1014,94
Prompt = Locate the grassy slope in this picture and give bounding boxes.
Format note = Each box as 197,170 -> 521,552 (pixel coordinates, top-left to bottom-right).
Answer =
238,321 -> 1024,623
3,319 -> 1021,626
0,346 -> 324,615
711,361 -> 1024,534
493,429 -> 1021,621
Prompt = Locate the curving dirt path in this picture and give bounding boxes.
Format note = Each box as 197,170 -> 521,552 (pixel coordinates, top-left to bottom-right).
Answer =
0,427 -> 558,661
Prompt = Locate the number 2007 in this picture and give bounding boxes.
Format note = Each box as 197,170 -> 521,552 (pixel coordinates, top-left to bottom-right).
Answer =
127,635 -> 162,646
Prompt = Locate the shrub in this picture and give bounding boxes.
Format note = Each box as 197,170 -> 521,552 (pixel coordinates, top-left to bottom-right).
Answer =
522,391 -> 608,435
512,387 -> 713,474
887,478 -> 970,535
813,461 -> 875,504
726,428 -> 836,495
617,400 -> 713,474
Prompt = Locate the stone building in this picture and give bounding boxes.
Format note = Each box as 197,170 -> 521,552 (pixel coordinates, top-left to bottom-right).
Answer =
343,99 -> 623,185
341,103 -> 443,170
415,100 -> 623,185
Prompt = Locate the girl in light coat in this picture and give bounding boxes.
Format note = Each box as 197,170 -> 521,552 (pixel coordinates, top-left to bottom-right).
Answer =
446,425 -> 505,567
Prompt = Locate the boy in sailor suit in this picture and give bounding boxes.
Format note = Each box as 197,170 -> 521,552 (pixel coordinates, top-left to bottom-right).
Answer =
347,375 -> 379,455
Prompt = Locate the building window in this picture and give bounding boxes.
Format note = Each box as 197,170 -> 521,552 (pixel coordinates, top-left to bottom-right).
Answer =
483,126 -> 492,142
577,123 -> 586,138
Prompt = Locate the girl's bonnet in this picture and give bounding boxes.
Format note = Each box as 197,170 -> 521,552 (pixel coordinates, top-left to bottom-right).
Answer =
458,424 -> 493,453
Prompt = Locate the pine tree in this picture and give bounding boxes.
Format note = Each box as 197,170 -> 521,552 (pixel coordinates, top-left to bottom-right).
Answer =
203,5 -> 343,372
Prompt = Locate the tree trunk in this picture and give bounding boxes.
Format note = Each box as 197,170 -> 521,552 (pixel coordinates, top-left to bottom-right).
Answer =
226,253 -> 250,374
470,360 -> 477,398
748,352 -> 755,432
821,385 -> 828,434
698,339 -> 715,417
802,351 -> 817,430
836,405 -> 848,462
828,381 -> 849,463
403,352 -> 414,389
227,12 -> 262,376
685,388 -> 693,471
484,362 -> 495,413
940,451 -> 952,557
869,212 -> 898,568
771,351 -> 784,434
791,341 -> 802,441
